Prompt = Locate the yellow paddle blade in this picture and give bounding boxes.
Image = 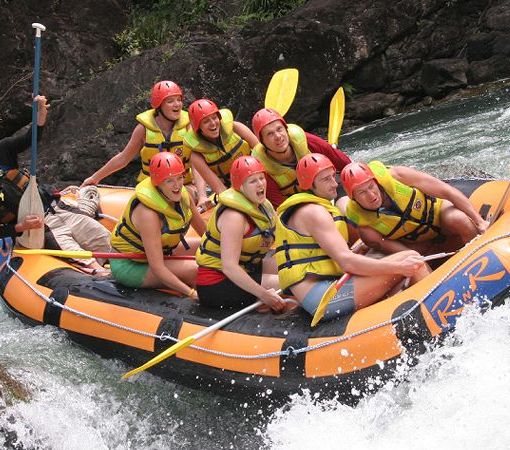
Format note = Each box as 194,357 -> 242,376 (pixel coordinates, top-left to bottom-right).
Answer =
17,177 -> 45,249
14,248 -> 94,259
122,335 -> 196,379
328,86 -> 345,145
311,273 -> 352,327
310,281 -> 339,327
264,68 -> 299,116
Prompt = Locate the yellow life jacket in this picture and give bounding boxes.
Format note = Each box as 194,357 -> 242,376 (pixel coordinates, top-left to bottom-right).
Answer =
136,109 -> 192,184
111,177 -> 192,261
275,192 -> 350,290
183,109 -> 251,186
196,188 -> 276,271
252,124 -> 311,197
345,160 -> 443,242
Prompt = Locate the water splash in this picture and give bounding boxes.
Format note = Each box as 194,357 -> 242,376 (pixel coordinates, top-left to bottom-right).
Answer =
262,299 -> 510,449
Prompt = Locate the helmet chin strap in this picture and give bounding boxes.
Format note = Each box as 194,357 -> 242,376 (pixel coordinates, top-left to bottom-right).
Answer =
157,108 -> 176,123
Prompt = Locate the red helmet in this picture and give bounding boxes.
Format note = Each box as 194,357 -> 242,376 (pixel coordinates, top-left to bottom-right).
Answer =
149,152 -> 185,186
188,98 -> 220,131
150,81 -> 183,109
230,156 -> 266,191
296,153 -> 335,190
340,162 -> 375,198
251,108 -> 287,141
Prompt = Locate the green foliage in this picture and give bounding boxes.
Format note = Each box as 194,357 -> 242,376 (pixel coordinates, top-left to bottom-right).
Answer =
342,82 -> 356,99
115,0 -> 208,56
114,0 -> 305,57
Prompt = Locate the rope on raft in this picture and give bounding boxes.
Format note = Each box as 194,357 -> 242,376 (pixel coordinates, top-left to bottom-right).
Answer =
6,231 -> 510,361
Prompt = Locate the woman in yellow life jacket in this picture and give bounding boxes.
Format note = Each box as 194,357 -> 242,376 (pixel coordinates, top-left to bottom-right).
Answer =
110,153 -> 206,297
340,161 -> 489,255
275,154 -> 429,322
81,81 -> 204,202
195,156 -> 285,312
185,99 -> 258,211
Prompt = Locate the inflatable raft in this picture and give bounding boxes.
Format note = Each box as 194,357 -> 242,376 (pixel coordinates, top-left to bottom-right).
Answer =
0,179 -> 509,401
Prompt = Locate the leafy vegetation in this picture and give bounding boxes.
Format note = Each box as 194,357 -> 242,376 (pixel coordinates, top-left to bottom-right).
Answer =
115,0 -> 305,56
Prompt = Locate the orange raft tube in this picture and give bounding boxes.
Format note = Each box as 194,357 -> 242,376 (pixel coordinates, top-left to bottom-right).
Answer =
0,179 -> 509,401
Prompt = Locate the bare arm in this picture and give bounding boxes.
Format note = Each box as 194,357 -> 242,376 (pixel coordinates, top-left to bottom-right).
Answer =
134,205 -> 193,294
81,124 -> 145,186
359,226 -> 411,254
191,162 -> 210,210
190,152 -> 227,194
390,165 -> 486,229
233,121 -> 259,148
189,197 -> 206,236
299,204 -> 422,277
219,209 -> 284,310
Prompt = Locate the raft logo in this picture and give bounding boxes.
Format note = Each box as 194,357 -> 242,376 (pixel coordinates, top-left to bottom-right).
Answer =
414,199 -> 422,210
425,250 -> 509,330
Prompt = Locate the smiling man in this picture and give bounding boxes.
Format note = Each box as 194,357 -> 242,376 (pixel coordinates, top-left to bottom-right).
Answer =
251,108 -> 351,208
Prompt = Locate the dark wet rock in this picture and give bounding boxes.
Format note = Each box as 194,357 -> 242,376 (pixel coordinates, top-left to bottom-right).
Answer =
485,1 -> 510,31
468,55 -> 510,84
0,0 -> 130,138
349,93 -> 403,122
421,59 -> 469,98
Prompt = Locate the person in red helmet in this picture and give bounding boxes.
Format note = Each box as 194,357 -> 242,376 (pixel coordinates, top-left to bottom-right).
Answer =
274,154 -> 429,322
110,152 -> 205,295
341,161 -> 489,255
251,108 -> 351,208
195,155 -> 285,312
82,81 -> 204,202
185,98 -> 258,210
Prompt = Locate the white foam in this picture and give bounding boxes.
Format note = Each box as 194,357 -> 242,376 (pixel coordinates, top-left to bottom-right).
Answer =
262,300 -> 510,449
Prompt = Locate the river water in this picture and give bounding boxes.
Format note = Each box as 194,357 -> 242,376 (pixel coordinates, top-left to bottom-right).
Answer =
1,83 -> 509,449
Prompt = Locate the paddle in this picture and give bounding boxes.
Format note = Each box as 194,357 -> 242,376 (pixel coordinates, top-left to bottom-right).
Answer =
17,23 -> 46,249
13,249 -> 195,261
327,86 -> 345,146
264,68 -> 299,116
310,240 -> 365,328
310,251 -> 456,327
122,299 -> 266,379
489,181 -> 510,225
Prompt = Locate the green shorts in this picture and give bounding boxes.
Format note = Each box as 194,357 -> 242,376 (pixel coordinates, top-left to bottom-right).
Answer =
110,258 -> 149,288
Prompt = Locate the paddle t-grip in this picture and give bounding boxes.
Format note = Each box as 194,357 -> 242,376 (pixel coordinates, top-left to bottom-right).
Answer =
32,23 -> 46,36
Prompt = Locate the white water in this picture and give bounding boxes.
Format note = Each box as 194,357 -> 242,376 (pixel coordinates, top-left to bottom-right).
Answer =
1,85 -> 510,449
262,302 -> 510,449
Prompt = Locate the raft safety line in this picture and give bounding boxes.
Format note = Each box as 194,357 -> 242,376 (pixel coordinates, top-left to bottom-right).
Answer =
6,231 -> 510,361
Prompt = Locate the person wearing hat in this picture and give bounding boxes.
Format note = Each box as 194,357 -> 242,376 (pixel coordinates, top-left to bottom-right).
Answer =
185,98 -> 258,210
340,161 -> 489,255
251,108 -> 351,208
275,153 -> 429,321
195,155 -> 285,312
110,152 -> 205,296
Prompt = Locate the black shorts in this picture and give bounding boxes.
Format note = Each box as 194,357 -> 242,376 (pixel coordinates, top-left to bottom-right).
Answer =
197,271 -> 263,309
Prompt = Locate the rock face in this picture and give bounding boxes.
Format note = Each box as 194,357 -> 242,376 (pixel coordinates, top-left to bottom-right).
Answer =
1,0 -> 509,185
0,0 -> 130,137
